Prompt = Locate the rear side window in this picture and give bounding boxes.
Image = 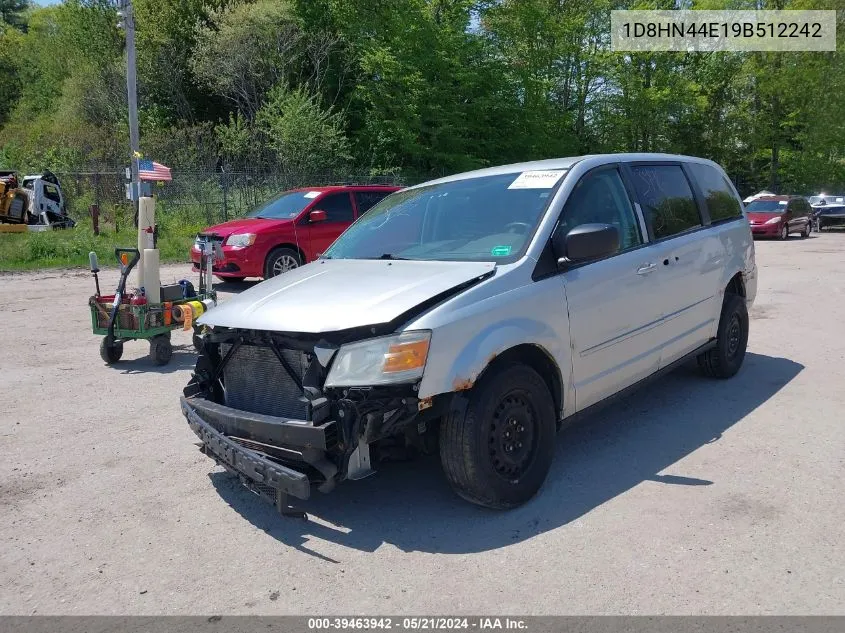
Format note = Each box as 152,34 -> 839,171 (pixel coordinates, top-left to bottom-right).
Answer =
787,198 -> 809,215
629,165 -> 701,239
687,163 -> 742,223
355,191 -> 391,216
315,192 -> 354,222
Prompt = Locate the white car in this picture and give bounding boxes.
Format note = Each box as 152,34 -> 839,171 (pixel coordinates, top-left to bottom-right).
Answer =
183,153 -> 758,512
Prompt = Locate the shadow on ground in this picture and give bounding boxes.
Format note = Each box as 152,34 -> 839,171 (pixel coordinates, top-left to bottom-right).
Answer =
113,344 -> 198,374
209,352 -> 802,557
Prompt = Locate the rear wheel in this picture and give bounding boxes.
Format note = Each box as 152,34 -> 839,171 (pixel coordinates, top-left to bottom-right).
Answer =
439,364 -> 556,509
802,222 -> 811,238
697,293 -> 748,379
780,224 -> 789,240
264,247 -> 302,279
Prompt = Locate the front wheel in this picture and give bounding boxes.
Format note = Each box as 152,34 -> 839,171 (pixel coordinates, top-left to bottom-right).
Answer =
439,364 -> 557,509
802,222 -> 811,238
264,247 -> 302,279
780,224 -> 789,240
149,335 -> 173,366
99,339 -> 123,364
697,293 -> 749,379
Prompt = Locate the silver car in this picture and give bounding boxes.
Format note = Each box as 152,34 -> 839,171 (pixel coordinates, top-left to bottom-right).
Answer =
182,153 -> 757,514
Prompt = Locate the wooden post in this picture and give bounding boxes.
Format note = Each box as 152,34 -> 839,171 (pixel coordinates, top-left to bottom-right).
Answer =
90,204 -> 100,236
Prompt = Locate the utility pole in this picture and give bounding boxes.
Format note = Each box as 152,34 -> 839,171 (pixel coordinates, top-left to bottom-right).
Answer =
117,0 -> 140,217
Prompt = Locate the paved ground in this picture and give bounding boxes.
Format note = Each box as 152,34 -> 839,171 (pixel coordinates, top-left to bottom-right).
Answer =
0,233 -> 843,615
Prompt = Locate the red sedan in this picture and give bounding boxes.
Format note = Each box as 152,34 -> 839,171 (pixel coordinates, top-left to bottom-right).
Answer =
191,185 -> 400,281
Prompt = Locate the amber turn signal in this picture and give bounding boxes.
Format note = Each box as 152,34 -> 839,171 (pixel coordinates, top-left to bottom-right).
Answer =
383,339 -> 430,373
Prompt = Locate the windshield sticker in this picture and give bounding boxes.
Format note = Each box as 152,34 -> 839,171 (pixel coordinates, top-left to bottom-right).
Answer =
491,245 -> 512,257
304,191 -> 321,199
508,170 -> 566,189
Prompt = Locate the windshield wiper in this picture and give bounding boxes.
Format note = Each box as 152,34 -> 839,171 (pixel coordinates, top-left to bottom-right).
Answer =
374,253 -> 409,260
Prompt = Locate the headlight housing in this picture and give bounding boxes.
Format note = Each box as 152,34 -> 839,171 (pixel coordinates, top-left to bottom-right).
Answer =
324,331 -> 431,387
225,233 -> 256,247
765,216 -> 783,225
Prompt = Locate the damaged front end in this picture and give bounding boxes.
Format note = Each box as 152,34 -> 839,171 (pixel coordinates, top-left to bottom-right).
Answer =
181,326 -> 441,517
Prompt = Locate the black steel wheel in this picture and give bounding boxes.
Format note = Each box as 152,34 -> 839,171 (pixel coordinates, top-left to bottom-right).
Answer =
149,335 -> 173,366
99,339 -> 123,364
440,363 -> 556,509
488,393 -> 539,481
697,293 -> 749,379
264,247 -> 302,279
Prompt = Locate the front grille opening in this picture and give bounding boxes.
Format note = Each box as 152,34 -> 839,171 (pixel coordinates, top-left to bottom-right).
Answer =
222,343 -> 308,419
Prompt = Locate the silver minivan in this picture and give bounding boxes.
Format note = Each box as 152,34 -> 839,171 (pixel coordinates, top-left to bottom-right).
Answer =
182,153 -> 757,514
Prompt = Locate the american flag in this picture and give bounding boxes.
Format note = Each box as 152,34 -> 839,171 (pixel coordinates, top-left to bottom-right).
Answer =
138,159 -> 172,182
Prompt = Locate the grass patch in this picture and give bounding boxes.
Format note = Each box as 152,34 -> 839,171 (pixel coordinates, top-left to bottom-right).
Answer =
0,204 -> 208,272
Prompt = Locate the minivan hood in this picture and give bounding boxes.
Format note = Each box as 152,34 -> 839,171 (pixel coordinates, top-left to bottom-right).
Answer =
199,259 -> 496,333
201,217 -> 290,238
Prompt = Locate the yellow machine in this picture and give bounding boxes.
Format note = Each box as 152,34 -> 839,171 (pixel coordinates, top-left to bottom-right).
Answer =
0,171 -> 30,224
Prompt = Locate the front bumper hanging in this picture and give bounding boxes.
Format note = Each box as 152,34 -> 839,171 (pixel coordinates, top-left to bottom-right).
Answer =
181,396 -> 340,504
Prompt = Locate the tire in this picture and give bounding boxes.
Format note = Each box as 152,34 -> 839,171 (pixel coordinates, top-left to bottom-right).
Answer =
264,247 -> 302,279
192,327 -> 204,352
802,222 -> 811,238
697,293 -> 749,379
99,339 -> 123,364
215,275 -> 246,283
779,224 -> 788,240
149,335 -> 173,366
439,364 -> 557,509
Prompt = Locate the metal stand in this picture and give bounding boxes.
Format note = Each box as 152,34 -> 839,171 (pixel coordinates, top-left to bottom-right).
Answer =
346,439 -> 376,480
275,490 -> 307,520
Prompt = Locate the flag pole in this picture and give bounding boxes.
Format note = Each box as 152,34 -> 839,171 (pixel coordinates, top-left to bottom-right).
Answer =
118,0 -> 141,225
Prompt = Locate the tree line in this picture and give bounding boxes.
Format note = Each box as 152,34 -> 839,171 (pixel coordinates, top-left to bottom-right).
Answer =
0,0 -> 843,196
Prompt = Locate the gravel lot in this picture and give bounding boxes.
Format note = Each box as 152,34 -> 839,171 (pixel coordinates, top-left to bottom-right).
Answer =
1,233 -> 843,615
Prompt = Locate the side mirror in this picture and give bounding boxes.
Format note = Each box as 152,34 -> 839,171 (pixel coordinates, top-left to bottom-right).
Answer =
309,209 -> 327,223
554,223 -> 619,265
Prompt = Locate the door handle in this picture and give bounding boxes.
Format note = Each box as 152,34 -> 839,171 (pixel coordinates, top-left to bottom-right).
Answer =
636,263 -> 657,275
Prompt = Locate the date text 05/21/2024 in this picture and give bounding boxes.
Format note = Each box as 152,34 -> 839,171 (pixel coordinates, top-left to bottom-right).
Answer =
307,618 -> 528,631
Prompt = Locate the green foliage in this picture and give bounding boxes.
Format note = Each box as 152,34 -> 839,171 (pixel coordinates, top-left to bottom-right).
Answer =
191,0 -> 305,120
215,112 -> 259,167
256,84 -> 351,171
0,209 -> 206,272
0,0 -> 27,30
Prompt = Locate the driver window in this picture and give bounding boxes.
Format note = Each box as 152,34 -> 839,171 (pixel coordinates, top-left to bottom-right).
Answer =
559,168 -> 642,252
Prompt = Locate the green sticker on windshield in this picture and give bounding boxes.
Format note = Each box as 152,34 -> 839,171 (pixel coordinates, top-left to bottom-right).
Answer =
491,245 -> 512,257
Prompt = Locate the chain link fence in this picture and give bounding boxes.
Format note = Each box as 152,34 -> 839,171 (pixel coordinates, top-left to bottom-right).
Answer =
55,168 -> 438,230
